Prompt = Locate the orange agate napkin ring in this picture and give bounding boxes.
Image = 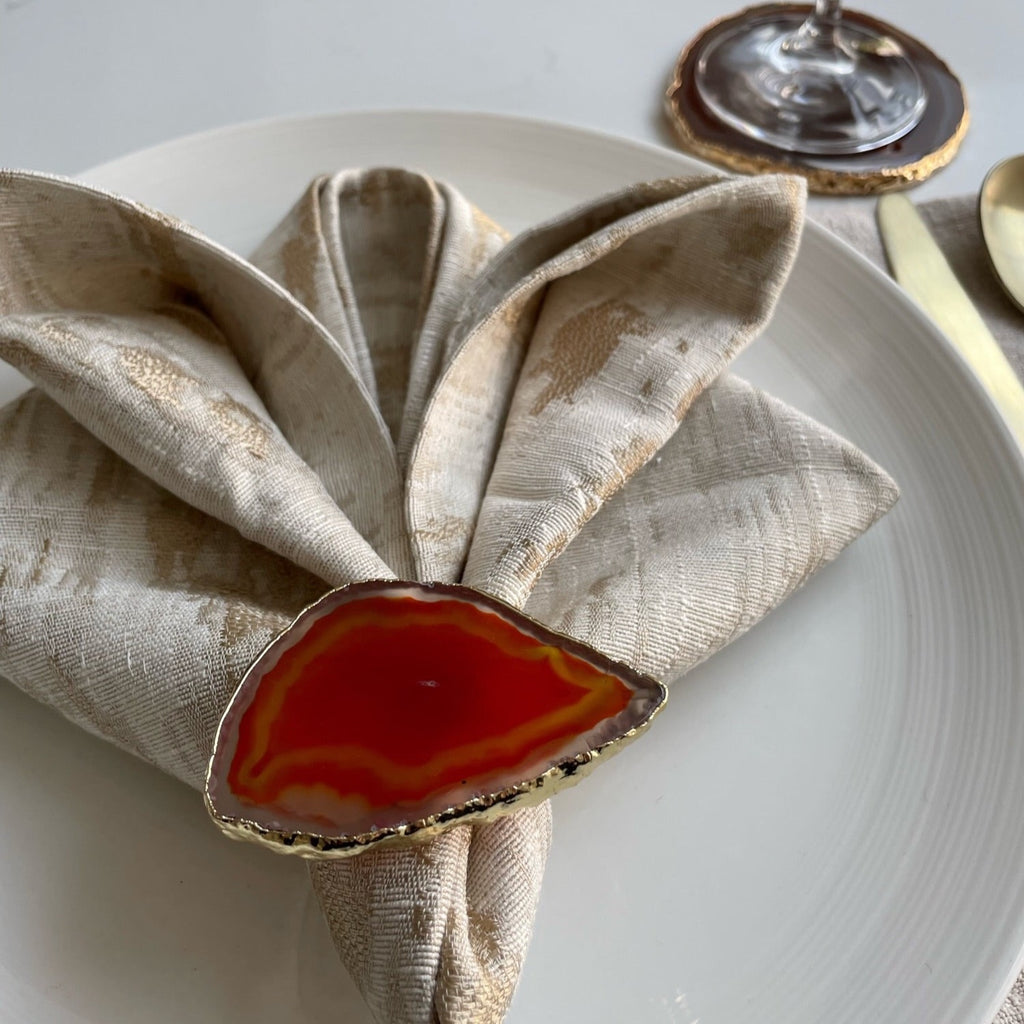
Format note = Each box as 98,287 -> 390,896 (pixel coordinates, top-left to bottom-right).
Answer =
205,580 -> 666,857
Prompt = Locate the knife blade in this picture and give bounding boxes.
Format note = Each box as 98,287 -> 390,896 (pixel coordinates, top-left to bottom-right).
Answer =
877,193 -> 1024,445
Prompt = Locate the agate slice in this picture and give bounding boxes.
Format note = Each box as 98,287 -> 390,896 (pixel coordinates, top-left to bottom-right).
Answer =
205,580 -> 667,857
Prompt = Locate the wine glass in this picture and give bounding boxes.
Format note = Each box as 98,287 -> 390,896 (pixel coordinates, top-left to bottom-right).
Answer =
692,1 -> 928,155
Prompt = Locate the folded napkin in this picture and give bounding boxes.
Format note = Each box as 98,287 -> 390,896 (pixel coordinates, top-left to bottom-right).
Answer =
819,195 -> 1024,1024
0,167 -> 897,1024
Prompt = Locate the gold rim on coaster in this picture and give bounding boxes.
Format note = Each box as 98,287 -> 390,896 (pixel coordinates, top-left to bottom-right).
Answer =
664,4 -> 969,196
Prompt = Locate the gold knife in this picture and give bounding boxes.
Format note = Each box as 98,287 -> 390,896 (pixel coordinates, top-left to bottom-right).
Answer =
877,193 -> 1024,445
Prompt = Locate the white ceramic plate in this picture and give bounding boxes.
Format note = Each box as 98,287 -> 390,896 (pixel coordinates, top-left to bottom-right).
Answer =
2,111 -> 1023,1024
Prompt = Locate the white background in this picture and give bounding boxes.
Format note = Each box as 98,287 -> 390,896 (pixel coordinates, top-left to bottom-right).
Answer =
1,0 -> 1023,206
3,4 -> 1024,1024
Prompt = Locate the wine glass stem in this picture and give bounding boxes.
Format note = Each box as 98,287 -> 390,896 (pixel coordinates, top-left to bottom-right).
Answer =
812,0 -> 843,28
779,0 -> 855,73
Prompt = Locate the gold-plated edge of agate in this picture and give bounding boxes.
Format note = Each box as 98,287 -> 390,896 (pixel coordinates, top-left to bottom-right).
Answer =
204,578 -> 668,859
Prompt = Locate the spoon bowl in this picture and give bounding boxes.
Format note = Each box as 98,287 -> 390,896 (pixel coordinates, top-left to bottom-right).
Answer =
979,154 -> 1024,313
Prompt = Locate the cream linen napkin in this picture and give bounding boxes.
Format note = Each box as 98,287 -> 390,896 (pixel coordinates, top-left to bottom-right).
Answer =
0,167 -> 897,1024
819,196 -> 1024,1024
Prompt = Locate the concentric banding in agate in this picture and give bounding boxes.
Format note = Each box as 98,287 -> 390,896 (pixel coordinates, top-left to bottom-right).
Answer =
205,579 -> 667,858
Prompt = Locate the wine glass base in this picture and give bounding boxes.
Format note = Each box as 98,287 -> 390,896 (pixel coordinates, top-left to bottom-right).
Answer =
694,11 -> 928,155
665,4 -> 969,195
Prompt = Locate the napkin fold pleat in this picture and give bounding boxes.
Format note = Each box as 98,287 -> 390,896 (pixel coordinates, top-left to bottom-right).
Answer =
0,167 -> 897,1024
310,802 -> 552,1024
249,173 -> 378,394
322,169 -> 441,431
524,374 -> 898,676
0,389 -> 322,786
408,175 -> 805,588
0,173 -> 411,577
463,176 -> 806,606
251,170 -> 509,470
0,307 -> 391,587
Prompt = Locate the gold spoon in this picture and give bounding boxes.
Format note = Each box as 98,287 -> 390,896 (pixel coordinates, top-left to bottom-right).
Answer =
979,154 -> 1024,313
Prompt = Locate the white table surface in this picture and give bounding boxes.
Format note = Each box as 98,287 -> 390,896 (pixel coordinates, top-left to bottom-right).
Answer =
1,0 -> 1022,212
2,4 -> 1024,1024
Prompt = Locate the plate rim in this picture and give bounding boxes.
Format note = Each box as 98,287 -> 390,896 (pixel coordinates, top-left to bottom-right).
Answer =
74,107 -> 1024,480
60,108 -> 1024,1023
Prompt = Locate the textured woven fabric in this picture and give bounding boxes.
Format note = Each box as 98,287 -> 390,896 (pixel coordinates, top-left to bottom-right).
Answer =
0,168 -> 896,1024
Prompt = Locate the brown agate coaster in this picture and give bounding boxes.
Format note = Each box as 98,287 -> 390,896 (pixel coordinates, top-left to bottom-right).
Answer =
205,580 -> 667,858
665,4 -> 968,195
